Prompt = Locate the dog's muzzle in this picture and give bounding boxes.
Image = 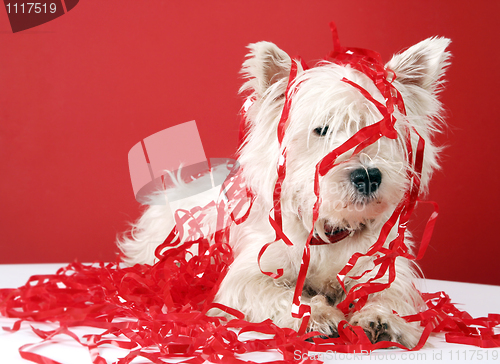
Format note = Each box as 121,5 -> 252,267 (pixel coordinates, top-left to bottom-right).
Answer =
350,168 -> 382,196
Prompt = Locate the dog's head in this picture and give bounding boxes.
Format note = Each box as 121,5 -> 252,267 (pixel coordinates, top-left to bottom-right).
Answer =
237,38 -> 450,242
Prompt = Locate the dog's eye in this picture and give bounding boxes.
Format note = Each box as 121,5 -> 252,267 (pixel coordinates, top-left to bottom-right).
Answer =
313,126 -> 329,136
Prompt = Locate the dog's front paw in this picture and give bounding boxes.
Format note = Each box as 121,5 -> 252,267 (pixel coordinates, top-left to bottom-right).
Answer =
307,295 -> 345,338
350,305 -> 422,348
355,316 -> 392,344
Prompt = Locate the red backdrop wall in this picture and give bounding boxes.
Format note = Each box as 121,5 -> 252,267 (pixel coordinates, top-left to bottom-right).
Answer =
1,1 -> 499,285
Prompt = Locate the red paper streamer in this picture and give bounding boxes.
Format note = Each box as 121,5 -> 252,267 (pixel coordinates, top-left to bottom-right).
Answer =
1,22 -> 499,364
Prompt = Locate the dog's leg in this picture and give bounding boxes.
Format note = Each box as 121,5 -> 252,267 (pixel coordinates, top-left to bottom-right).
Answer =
211,253 -> 345,337
349,300 -> 423,348
307,294 -> 346,337
348,264 -> 425,348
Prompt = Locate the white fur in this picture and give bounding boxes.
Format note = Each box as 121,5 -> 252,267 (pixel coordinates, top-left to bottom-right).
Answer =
118,37 -> 451,348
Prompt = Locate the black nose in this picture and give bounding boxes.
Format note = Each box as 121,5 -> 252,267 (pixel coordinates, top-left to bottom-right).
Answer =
350,168 -> 382,196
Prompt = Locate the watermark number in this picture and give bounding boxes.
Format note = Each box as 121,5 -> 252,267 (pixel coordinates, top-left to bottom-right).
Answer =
5,3 -> 57,14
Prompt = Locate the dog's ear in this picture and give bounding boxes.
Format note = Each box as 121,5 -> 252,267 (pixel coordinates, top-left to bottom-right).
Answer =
240,41 -> 292,98
386,37 -> 451,116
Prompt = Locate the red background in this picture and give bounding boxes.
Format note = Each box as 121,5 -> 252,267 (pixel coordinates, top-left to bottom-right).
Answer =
1,1 -> 499,285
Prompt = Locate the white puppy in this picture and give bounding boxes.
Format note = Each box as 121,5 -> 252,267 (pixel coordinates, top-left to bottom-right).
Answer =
119,35 -> 450,348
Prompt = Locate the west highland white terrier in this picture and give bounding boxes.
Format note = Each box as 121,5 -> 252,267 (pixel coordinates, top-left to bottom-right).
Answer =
119,31 -> 450,348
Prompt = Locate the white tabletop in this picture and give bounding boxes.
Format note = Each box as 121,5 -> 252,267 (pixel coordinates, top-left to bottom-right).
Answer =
0,263 -> 499,363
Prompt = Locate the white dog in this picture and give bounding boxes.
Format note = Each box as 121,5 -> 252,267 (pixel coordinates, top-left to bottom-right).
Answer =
119,34 -> 450,348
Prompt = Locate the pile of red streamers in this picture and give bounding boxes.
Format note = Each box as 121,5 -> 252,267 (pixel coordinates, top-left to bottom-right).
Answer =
1,23 -> 499,364
1,255 -> 499,363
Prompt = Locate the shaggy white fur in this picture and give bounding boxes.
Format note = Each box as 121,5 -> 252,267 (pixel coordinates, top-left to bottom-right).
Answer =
118,36 -> 451,348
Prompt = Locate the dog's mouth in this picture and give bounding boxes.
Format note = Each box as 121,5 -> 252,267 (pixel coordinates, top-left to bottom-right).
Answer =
311,222 -> 366,245
324,225 -> 352,244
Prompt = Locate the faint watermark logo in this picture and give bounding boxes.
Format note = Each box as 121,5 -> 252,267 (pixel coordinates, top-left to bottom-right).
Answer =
128,120 -> 239,205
